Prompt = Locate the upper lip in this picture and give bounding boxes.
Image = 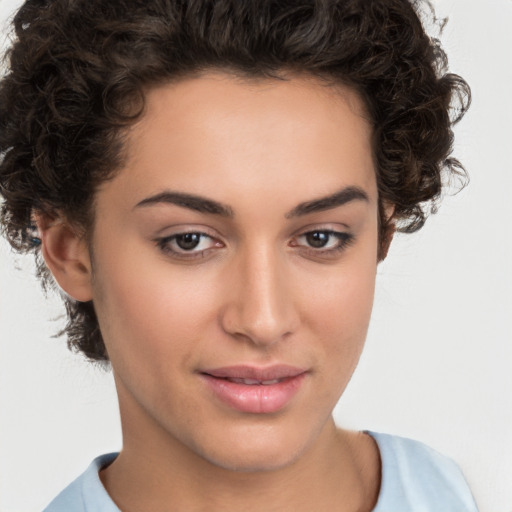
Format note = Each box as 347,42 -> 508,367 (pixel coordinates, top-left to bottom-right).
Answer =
201,365 -> 307,381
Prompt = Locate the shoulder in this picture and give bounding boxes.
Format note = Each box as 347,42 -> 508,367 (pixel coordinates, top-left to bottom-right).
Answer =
367,431 -> 479,512
42,453 -> 120,512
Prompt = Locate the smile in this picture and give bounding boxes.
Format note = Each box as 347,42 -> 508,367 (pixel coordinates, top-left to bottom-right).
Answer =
200,365 -> 308,414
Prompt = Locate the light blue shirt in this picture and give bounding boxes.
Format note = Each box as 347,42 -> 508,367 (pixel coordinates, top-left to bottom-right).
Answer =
43,431 -> 479,511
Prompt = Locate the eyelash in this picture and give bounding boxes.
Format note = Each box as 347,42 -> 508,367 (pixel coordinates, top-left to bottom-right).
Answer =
155,229 -> 355,261
155,231 -> 221,260
291,230 -> 355,258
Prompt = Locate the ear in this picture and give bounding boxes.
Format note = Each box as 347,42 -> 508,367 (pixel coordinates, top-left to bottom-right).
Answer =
378,203 -> 396,262
36,215 -> 93,302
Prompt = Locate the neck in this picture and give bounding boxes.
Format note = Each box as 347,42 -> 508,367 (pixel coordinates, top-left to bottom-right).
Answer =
101,419 -> 379,512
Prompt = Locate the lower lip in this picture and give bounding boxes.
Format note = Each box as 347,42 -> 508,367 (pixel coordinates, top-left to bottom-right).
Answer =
201,373 -> 307,414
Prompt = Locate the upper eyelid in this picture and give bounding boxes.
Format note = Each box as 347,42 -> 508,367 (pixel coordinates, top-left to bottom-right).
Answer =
154,224 -> 221,239
296,230 -> 347,239
292,224 -> 351,238
151,216 -> 351,233
154,225 -> 351,243
293,230 -> 352,246
158,231 -> 218,246
297,227 -> 347,235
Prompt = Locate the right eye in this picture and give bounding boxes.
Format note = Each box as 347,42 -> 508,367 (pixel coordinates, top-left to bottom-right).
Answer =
156,231 -> 223,259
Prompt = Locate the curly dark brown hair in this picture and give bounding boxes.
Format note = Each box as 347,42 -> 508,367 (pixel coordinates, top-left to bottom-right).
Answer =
0,0 -> 470,362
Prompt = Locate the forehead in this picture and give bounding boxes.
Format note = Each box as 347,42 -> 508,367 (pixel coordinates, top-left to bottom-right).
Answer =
98,72 -> 377,213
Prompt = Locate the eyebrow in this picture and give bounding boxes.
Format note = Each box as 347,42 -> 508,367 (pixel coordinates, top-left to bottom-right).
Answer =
285,186 -> 369,218
135,191 -> 234,217
134,186 -> 369,218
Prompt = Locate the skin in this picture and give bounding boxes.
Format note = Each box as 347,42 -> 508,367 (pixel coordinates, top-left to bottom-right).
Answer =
40,73 -> 387,511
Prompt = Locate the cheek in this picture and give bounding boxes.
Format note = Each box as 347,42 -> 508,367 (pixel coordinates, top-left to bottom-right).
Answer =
328,271 -> 375,338
299,243 -> 377,383
303,250 -> 376,341
91,243 -> 219,365
314,278 -> 375,371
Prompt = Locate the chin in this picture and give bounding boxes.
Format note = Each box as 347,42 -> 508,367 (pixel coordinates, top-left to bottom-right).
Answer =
204,448 -> 304,474
190,425 -> 316,474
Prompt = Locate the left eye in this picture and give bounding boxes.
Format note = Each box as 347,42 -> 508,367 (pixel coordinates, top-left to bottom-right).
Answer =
157,232 -> 219,254
294,230 -> 352,251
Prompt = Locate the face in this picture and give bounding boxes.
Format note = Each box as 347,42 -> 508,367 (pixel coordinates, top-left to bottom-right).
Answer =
89,73 -> 380,471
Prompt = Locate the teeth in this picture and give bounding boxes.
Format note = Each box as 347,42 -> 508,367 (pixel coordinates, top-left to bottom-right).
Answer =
226,378 -> 282,385
241,378 -> 260,385
227,378 -> 259,385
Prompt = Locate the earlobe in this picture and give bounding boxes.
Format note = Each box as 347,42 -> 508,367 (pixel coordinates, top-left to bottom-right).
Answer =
36,215 -> 93,302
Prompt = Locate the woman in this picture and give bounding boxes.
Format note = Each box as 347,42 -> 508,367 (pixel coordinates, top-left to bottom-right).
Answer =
0,0 -> 477,510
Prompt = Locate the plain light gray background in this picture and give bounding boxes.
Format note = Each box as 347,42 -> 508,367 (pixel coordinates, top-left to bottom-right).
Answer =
0,0 -> 511,510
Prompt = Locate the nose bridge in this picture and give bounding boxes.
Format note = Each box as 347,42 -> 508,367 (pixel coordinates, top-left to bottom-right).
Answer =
222,241 -> 298,345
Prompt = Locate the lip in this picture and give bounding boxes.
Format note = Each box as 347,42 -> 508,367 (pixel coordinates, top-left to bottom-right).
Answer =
200,365 -> 308,414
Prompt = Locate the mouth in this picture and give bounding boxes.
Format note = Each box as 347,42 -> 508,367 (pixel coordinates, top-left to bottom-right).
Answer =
199,365 -> 308,414
220,377 -> 284,385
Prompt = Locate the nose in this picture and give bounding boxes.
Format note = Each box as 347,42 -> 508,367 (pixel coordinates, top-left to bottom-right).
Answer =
220,246 -> 300,347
